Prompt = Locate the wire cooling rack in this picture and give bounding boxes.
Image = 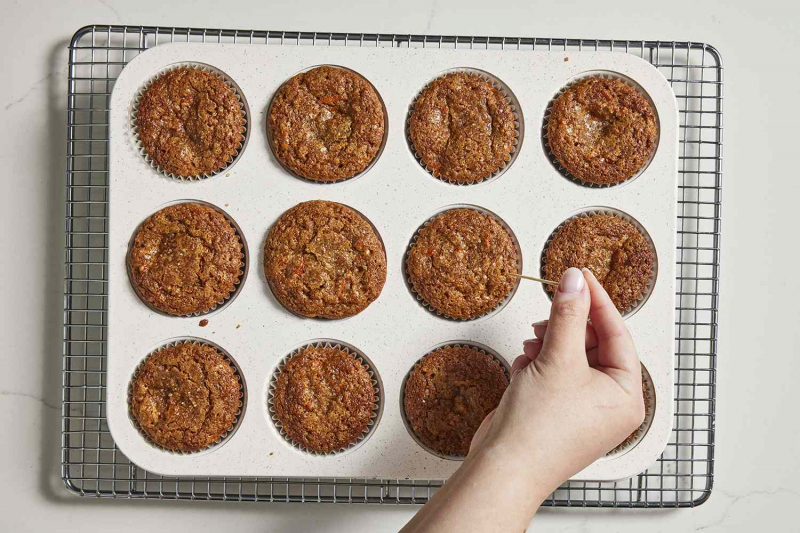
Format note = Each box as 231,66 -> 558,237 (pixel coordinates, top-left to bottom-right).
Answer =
62,26 -> 721,507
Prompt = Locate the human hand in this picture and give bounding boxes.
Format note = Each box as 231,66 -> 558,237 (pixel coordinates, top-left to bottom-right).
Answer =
469,267 -> 645,492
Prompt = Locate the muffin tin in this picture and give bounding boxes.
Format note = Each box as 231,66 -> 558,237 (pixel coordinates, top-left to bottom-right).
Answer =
107,43 -> 678,481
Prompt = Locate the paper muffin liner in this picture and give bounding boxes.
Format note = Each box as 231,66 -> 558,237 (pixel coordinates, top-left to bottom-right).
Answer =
405,68 -> 524,186
265,64 -> 389,185
126,200 -> 249,318
539,207 -> 657,319
130,62 -> 250,181
541,70 -> 660,188
127,338 -> 246,455
400,341 -> 511,461
266,339 -> 384,457
404,204 -> 523,321
605,363 -> 656,458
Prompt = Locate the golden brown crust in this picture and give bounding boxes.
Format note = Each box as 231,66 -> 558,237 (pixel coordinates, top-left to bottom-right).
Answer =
136,68 -> 244,178
129,342 -> 241,452
268,66 -> 385,182
273,346 -> 375,453
406,208 -> 518,319
129,202 -> 243,316
547,77 -> 657,185
403,346 -> 508,457
264,201 -> 386,319
544,214 -> 654,313
409,72 -> 516,184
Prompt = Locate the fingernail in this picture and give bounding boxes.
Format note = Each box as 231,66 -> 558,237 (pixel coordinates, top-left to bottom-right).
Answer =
559,267 -> 585,293
531,320 -> 548,327
523,338 -> 541,347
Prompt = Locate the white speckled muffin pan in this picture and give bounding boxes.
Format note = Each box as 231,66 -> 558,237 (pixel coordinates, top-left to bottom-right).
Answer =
107,43 -> 678,482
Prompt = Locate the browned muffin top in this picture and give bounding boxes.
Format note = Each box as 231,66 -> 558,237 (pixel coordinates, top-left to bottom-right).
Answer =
130,342 -> 241,452
268,66 -> 385,182
136,68 -> 244,178
272,345 -> 375,453
544,214 -> 654,313
264,200 -> 386,319
404,346 -> 508,457
129,202 -> 243,316
409,72 -> 516,184
547,77 -> 657,185
406,208 -> 518,319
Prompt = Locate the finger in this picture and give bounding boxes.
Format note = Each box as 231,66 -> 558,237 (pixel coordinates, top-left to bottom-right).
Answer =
538,267 -> 591,366
523,338 -> 543,360
582,268 -> 638,372
511,352 -> 534,379
533,320 -> 599,350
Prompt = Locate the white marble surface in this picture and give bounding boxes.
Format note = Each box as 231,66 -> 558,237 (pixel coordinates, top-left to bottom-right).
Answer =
1,0 -> 798,530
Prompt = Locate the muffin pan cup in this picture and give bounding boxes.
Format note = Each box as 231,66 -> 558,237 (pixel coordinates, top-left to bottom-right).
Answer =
107,43 -> 678,481
406,67 -> 524,186
400,341 -> 511,461
541,70 -> 660,189
404,204 -> 523,322
126,199 -> 249,318
127,338 -> 246,455
266,339 -> 383,457
130,62 -> 250,181
539,206 -> 658,320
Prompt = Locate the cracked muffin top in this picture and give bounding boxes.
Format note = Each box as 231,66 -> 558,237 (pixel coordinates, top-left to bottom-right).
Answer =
272,345 -> 375,453
544,214 -> 654,312
406,208 -> 518,319
409,72 -> 516,184
128,202 -> 243,316
403,346 -> 508,457
136,67 -> 244,178
547,76 -> 657,185
268,66 -> 385,182
264,200 -> 386,319
129,342 -> 242,452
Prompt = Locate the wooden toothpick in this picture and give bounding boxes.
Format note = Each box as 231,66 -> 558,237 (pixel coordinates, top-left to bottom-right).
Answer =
513,273 -> 560,287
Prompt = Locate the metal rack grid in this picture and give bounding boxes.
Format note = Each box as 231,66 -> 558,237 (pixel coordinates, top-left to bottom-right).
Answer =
63,26 -> 721,507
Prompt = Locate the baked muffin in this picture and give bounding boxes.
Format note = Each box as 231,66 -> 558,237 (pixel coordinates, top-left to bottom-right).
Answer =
409,72 -> 516,184
264,200 -> 386,319
547,76 -> 657,185
129,342 -> 242,452
268,66 -> 385,182
272,345 -> 375,453
136,67 -> 244,178
544,214 -> 654,313
612,373 -> 652,453
403,346 -> 508,457
129,202 -> 243,316
406,208 -> 518,319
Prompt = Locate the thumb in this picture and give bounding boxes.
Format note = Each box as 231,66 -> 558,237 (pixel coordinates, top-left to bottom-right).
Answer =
539,267 -> 591,366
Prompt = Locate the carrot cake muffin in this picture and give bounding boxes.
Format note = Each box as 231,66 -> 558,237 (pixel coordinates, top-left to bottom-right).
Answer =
403,346 -> 508,457
544,214 -> 654,313
136,67 -> 244,178
268,66 -> 385,182
129,342 -> 242,452
272,345 -> 375,453
409,72 -> 516,184
406,208 -> 518,319
129,202 -> 243,316
264,200 -> 386,319
547,76 -> 657,185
